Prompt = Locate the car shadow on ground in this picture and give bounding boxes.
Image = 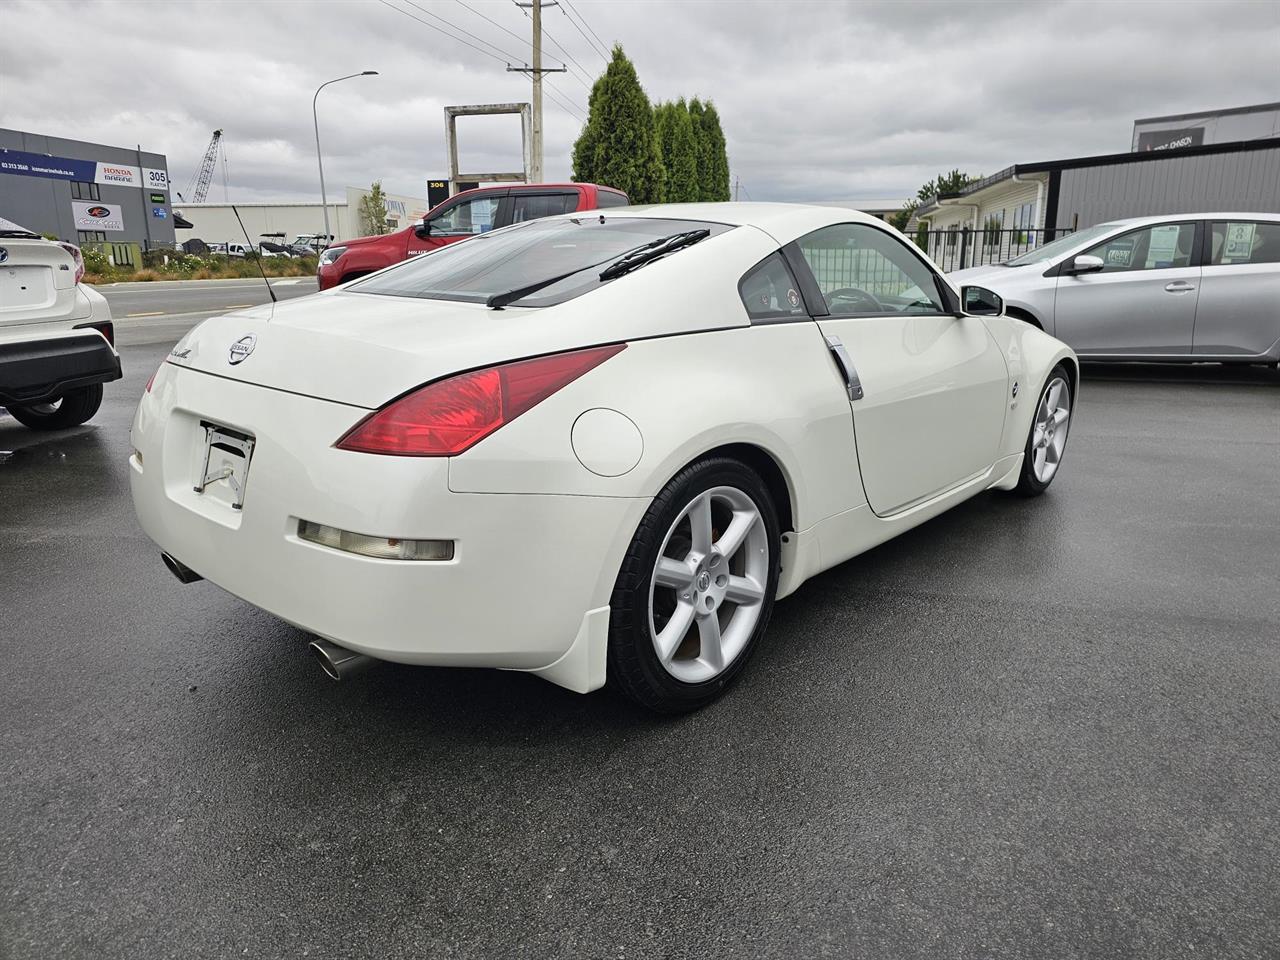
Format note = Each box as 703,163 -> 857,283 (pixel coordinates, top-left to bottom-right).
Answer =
1080,360 -> 1279,386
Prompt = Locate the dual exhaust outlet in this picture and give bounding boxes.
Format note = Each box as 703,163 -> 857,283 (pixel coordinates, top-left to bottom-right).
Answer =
160,552 -> 372,681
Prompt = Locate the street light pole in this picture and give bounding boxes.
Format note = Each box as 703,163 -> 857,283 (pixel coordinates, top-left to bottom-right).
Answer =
313,71 -> 378,245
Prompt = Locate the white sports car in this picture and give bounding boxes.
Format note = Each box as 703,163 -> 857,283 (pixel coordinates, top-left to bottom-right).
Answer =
131,203 -> 1078,712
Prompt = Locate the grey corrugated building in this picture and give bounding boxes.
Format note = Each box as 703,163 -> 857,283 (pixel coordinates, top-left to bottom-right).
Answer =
916,129 -> 1280,271
0,128 -> 175,251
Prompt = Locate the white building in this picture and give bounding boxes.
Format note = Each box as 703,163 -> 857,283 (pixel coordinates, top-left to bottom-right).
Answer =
175,186 -> 430,247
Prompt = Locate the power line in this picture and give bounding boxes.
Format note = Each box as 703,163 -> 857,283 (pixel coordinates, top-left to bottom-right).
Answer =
400,0 -> 524,63
379,0 -> 586,129
560,0 -> 610,61
375,0 -> 512,65
540,24 -> 596,91
544,82 -> 587,124
453,0 -> 532,53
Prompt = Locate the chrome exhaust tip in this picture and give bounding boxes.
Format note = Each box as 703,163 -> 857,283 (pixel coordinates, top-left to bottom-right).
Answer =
309,638 -> 372,681
161,552 -> 203,584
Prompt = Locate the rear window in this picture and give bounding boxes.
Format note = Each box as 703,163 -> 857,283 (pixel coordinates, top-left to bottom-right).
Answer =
350,216 -> 731,307
596,190 -> 630,209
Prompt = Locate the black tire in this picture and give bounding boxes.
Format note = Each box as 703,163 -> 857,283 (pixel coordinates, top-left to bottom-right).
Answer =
8,384 -> 104,431
607,456 -> 781,713
1013,363 -> 1073,496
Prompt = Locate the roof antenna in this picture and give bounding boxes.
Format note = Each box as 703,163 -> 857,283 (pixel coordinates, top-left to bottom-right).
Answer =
232,204 -> 277,306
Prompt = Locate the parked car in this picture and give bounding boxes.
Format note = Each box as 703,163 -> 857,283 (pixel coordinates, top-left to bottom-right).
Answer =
291,234 -> 332,257
132,203 -> 1076,712
207,242 -> 256,258
0,222 -> 120,430
316,182 -> 630,290
951,213 -> 1280,363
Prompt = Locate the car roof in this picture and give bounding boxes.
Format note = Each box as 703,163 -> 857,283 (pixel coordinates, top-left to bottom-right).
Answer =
549,201 -> 889,243
1097,211 -> 1280,230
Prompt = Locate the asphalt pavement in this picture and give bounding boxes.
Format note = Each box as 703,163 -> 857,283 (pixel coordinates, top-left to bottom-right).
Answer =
1,322 -> 1278,958
97,276 -> 318,347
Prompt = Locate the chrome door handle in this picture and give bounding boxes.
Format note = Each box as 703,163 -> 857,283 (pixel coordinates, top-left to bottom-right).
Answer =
1165,281 -> 1196,292
825,335 -> 864,401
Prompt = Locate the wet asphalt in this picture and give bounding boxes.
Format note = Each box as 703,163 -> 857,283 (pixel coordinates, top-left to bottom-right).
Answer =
1,341 -> 1278,960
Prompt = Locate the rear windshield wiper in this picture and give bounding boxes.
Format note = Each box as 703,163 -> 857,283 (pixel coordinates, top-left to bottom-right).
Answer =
486,229 -> 712,309
598,229 -> 710,281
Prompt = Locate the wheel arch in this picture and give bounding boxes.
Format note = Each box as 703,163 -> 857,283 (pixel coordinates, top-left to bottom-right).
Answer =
662,441 -> 797,536
1004,304 -> 1044,330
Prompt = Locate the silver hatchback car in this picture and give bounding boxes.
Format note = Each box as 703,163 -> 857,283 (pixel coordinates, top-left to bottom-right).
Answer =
951,213 -> 1280,364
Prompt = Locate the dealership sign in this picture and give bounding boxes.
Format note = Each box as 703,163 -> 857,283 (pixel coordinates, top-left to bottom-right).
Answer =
1,148 -> 168,191
72,201 -> 125,232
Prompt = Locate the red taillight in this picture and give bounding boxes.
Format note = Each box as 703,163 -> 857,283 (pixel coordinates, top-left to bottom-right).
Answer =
336,343 -> 626,456
59,242 -> 85,284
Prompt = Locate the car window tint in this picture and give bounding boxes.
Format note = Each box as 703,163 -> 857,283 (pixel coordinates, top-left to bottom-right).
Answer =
1085,222 -> 1195,272
351,217 -> 732,306
511,193 -> 579,223
595,190 -> 630,209
796,223 -> 946,316
432,196 -> 501,236
739,253 -> 806,322
1209,221 -> 1280,265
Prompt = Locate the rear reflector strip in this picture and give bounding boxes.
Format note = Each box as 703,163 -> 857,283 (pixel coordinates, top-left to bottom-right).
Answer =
298,520 -> 454,561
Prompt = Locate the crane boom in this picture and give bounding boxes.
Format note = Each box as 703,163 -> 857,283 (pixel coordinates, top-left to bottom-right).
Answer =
190,129 -> 223,203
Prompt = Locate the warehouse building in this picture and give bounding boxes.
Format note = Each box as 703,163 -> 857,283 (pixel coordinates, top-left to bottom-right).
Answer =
0,127 -> 175,251
915,103 -> 1280,271
177,186 -> 430,249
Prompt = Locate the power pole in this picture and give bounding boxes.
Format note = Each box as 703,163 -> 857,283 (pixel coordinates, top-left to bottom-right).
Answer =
510,0 -> 566,183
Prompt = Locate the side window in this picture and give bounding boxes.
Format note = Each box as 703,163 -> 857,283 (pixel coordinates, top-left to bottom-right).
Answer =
595,190 -> 630,209
1210,221 -> 1280,265
432,196 -> 500,236
739,253 -> 807,322
511,193 -> 578,223
796,223 -> 947,316
738,253 -> 806,322
1085,222 -> 1195,272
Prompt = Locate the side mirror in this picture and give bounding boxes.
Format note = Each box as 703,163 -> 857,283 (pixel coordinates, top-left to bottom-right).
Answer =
1068,254 -> 1105,275
414,219 -> 432,240
961,284 -> 1003,317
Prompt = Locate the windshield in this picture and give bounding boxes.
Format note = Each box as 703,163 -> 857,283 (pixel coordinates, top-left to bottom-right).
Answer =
1005,222 -> 1121,266
350,216 -> 733,306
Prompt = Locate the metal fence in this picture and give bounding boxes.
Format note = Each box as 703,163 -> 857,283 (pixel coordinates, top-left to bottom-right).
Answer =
915,227 -> 1073,273
804,246 -> 919,299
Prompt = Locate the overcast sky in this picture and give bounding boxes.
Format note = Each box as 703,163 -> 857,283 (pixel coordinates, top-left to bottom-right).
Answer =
3,0 -> 1278,206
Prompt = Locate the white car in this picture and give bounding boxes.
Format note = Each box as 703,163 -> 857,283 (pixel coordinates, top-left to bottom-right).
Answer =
0,221 -> 120,430
130,203 -> 1078,712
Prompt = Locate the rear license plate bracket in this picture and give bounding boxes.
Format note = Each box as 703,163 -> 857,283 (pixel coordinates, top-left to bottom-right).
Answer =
194,422 -> 255,510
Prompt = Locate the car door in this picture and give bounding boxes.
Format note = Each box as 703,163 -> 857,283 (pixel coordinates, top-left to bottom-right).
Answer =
407,190 -> 508,257
1195,219 -> 1280,358
1052,220 -> 1200,357
788,222 -> 1009,517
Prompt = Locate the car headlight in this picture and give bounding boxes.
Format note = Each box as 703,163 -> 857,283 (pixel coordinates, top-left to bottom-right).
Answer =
319,246 -> 347,266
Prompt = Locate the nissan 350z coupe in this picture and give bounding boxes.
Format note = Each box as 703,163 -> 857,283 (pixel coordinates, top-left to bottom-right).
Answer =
131,203 -> 1079,712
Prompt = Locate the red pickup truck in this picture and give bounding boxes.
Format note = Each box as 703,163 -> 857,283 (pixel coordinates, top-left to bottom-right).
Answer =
317,182 -> 629,290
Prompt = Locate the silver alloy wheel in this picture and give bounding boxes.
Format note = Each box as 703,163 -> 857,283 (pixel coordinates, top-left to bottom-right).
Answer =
649,485 -> 769,684
1031,376 -> 1071,484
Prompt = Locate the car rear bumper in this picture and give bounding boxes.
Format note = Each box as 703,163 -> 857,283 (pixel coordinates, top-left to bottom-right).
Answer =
129,363 -> 647,688
0,330 -> 121,406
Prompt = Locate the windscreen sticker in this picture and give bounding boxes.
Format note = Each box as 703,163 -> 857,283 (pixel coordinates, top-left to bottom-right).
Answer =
1223,222 -> 1256,262
1145,224 -> 1182,269
1104,237 -> 1135,268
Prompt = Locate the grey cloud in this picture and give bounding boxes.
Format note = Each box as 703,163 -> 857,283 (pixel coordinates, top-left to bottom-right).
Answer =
2,0 -> 1276,206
